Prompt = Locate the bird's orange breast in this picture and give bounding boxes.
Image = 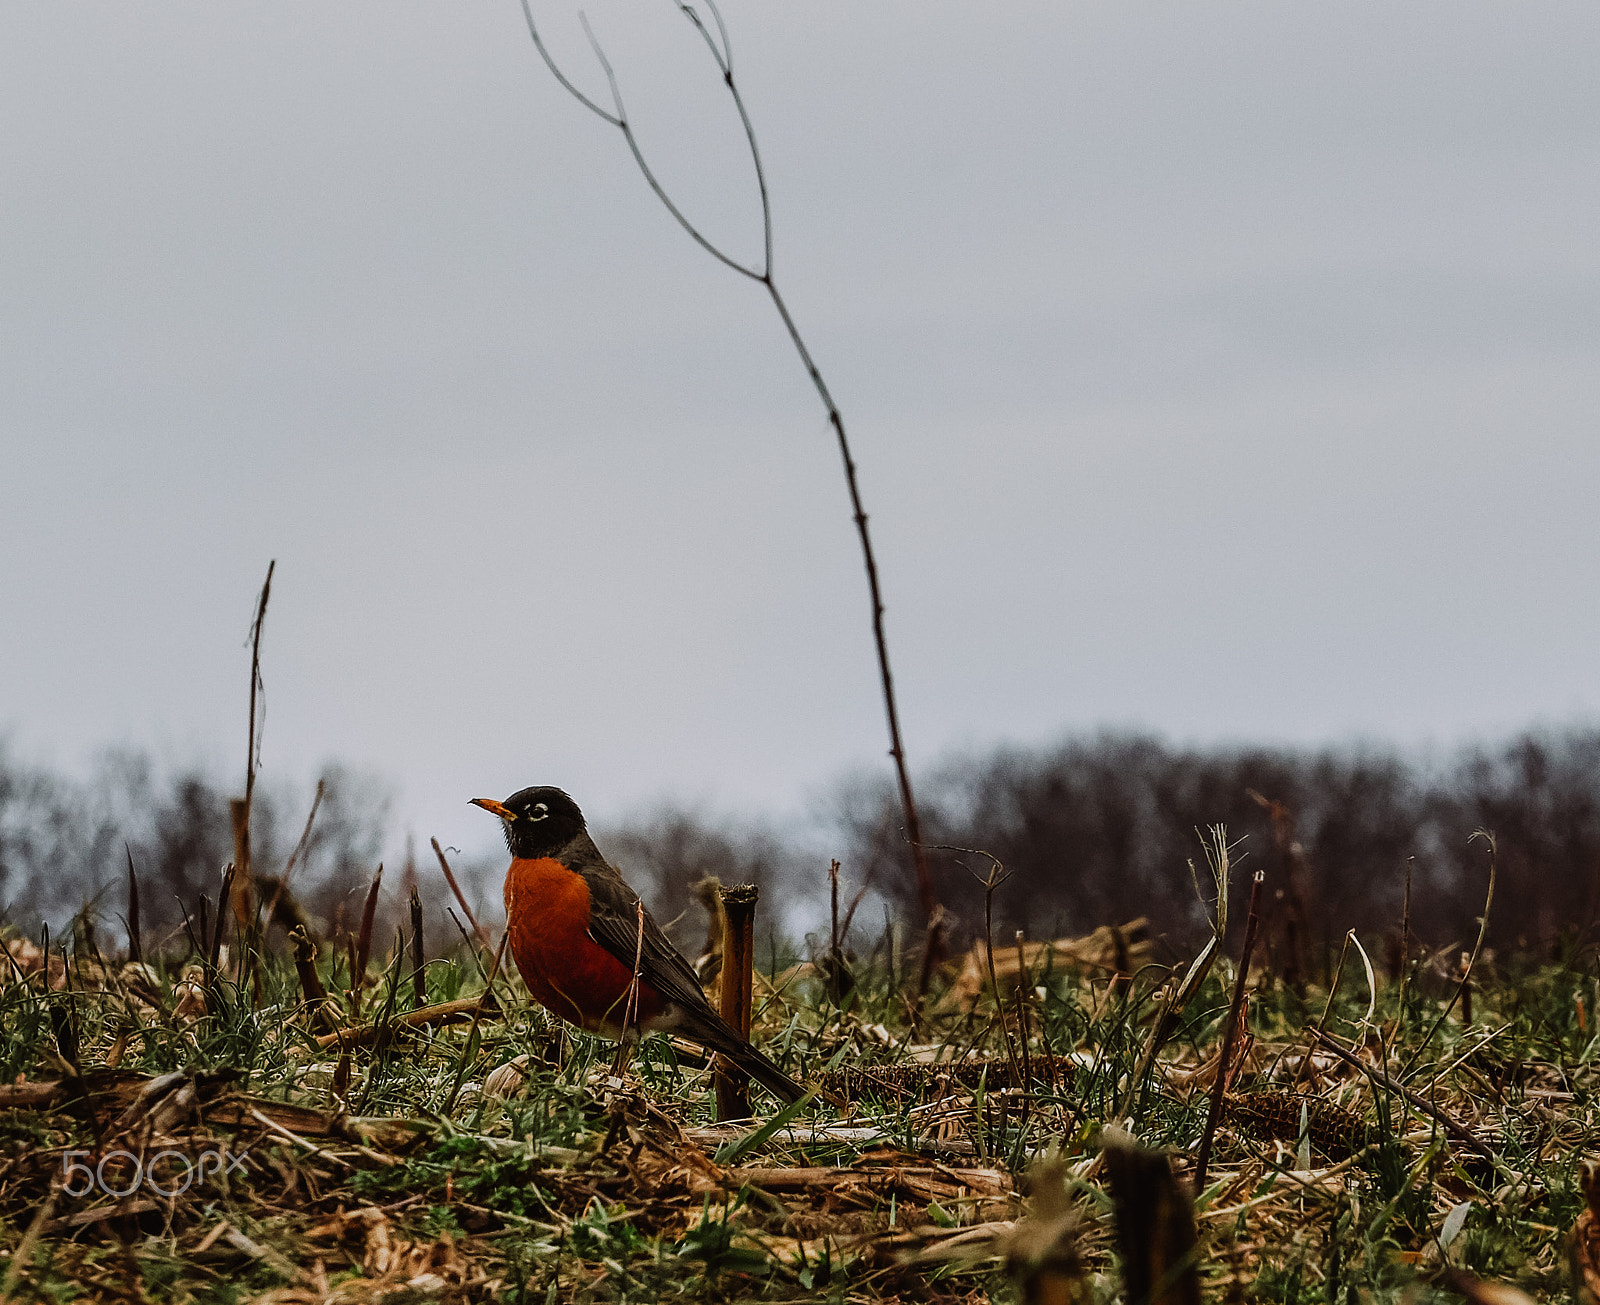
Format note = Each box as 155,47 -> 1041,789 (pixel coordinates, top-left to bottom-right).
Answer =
503,857 -> 664,1037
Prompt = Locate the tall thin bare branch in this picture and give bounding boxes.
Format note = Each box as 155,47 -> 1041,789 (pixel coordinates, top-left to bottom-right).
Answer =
517,0 -> 938,940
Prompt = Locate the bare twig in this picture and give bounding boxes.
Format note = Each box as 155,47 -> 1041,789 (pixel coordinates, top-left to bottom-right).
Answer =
823,859 -> 856,1002
838,875 -> 870,946
264,777 -> 325,936
1312,1028 -> 1501,1166
1399,855 -> 1413,991
1292,929 -> 1356,1092
247,1105 -> 356,1173
518,0 -> 938,949
433,837 -> 491,949
1013,929 -> 1032,1128
310,995 -> 502,1053
941,844 -> 1022,1095
830,858 -> 840,971
447,909 -> 496,986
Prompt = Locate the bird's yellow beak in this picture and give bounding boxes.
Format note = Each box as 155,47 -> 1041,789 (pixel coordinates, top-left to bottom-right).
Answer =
469,797 -> 516,820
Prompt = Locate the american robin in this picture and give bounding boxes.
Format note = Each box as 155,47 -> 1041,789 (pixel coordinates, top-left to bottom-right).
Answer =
471,786 -> 805,1104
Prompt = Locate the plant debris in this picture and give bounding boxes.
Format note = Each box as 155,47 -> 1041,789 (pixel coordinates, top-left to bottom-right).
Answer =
0,883 -> 1592,1304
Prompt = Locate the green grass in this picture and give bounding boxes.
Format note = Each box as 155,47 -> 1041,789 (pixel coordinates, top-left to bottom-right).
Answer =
0,920 -> 1593,1302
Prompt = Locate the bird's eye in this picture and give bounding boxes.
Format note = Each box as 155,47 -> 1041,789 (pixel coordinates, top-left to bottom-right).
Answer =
529,803 -> 549,821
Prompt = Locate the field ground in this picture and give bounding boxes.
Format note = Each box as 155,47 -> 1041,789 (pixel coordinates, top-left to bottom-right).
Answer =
0,897 -> 1597,1304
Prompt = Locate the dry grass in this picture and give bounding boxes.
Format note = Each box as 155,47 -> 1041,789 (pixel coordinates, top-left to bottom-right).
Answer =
0,912 -> 1594,1303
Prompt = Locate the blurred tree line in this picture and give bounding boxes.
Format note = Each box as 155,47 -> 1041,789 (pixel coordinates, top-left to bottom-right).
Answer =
3,729 -> 1598,963
843,729 -> 1600,963
0,744 -> 397,951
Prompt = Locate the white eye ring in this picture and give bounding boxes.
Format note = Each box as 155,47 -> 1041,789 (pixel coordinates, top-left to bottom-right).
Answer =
529,803 -> 549,821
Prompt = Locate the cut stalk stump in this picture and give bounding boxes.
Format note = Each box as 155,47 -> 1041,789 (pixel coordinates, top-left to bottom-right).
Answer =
715,883 -> 759,1122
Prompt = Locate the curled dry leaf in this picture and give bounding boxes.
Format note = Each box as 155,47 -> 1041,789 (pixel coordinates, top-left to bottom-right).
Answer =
483,1055 -> 531,1100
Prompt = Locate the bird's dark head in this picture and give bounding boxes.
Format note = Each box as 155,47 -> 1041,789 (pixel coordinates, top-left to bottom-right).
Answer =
470,786 -> 586,860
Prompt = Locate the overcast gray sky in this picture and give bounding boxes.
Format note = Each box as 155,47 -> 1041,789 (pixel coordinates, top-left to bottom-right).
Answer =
3,2 -> 1598,863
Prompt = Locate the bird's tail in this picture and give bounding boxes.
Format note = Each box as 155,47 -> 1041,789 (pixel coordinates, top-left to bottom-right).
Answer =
725,1040 -> 808,1107
687,1011 -> 807,1106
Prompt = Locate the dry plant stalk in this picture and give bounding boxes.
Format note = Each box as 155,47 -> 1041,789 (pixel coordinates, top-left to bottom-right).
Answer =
1194,868 -> 1266,1192
1440,1269 -> 1540,1305
1013,929 -> 1033,1108
289,925 -> 335,1033
935,844 -> 1028,1091
715,883 -> 759,1121
1117,830 -> 1234,1122
263,777 -> 325,935
123,847 -> 142,967
1312,1028 -> 1499,1165
235,559 -> 274,926
432,837 -> 491,949
1002,1152 -> 1083,1305
409,885 -> 426,1010
1397,830 -> 1497,1081
823,859 -> 859,1002
204,862 -> 236,986
310,995 -> 501,1053
229,797 -> 251,927
348,864 -> 384,1016
945,921 -> 1153,1012
1102,1130 -> 1200,1305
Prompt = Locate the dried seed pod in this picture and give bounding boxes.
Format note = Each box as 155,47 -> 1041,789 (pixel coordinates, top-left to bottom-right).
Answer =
1224,1089 -> 1369,1161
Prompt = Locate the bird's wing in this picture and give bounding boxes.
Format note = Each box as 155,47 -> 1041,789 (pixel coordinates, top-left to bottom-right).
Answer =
568,836 -> 807,1105
568,839 -> 716,1016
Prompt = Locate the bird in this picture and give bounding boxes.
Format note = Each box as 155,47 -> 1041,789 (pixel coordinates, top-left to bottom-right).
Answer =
470,785 -> 805,1105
